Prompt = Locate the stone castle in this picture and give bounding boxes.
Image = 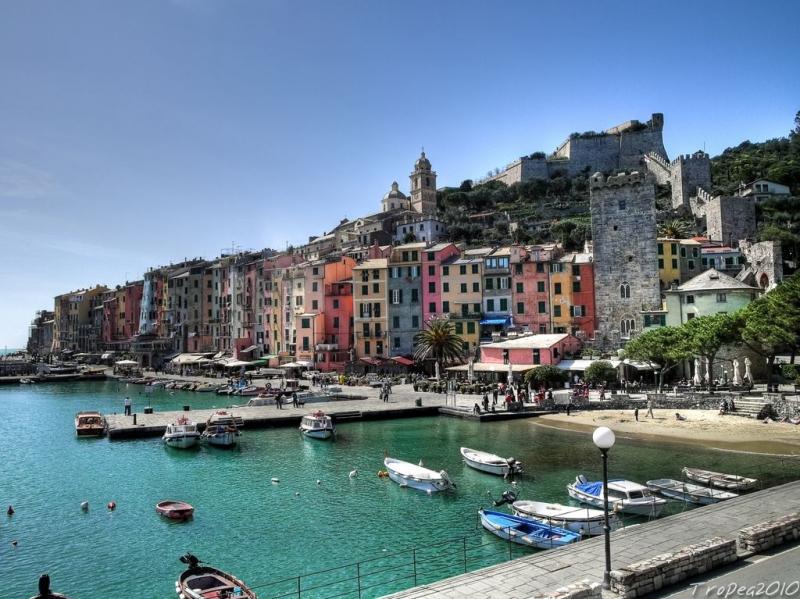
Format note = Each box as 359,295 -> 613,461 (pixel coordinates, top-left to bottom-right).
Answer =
488,113 -> 668,184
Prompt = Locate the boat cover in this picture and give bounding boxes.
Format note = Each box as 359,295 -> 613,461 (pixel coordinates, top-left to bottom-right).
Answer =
575,481 -> 603,496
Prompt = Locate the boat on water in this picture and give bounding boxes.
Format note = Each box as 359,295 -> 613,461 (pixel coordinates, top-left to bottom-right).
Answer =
175,553 -> 257,599
512,500 -> 621,536
29,574 -> 70,599
163,417 -> 201,449
299,411 -> 335,440
681,467 -> 758,491
478,509 -> 580,549
201,411 -> 243,448
646,478 -> 738,505
567,475 -> 666,517
193,383 -> 218,393
20,377 -> 37,384
233,385 -> 263,396
75,411 -> 107,437
383,457 -> 454,493
460,447 -> 522,477
156,500 -> 195,520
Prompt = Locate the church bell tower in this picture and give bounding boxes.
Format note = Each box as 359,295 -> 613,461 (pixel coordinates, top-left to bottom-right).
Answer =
410,151 -> 437,214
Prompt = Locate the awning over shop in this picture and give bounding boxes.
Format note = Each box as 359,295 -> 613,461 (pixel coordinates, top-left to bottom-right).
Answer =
359,357 -> 384,366
390,356 -> 415,367
239,345 -> 259,354
171,353 -> 209,365
115,360 -> 138,366
223,360 -> 252,368
479,318 -> 511,326
447,363 -> 535,373
557,359 -> 622,372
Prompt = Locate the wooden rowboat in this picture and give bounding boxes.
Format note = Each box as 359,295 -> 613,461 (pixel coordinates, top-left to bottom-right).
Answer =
156,500 -> 194,520
681,467 -> 757,491
176,553 -> 257,598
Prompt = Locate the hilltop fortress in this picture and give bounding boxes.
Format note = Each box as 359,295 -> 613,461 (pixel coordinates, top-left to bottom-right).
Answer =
488,113 -> 668,184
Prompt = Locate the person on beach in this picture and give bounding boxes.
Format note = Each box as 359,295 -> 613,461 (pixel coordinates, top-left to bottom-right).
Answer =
124,396 -> 131,416
492,388 -> 498,406
634,407 -> 639,421
566,401 -> 571,416
473,403 -> 481,415
482,392 -> 489,412
646,399 -> 654,418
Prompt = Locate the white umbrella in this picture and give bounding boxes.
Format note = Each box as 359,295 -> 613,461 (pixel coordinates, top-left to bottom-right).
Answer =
693,358 -> 702,386
704,357 -> 711,384
744,357 -> 752,382
434,361 -> 440,381
115,360 -> 137,366
732,359 -> 742,386
467,358 -> 474,383
507,360 -> 513,384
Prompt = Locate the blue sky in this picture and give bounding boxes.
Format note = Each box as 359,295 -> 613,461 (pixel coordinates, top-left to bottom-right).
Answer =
1,0 -> 798,347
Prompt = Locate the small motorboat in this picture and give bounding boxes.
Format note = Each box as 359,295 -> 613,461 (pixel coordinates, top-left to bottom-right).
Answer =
384,457 -> 454,493
478,509 -> 580,549
156,500 -> 194,520
20,377 -> 36,384
175,553 -> 257,598
567,475 -> 666,517
75,411 -> 107,437
681,467 -> 758,491
647,478 -> 738,505
193,383 -> 218,393
299,411 -> 335,440
163,417 -> 201,449
460,447 -> 522,477
201,411 -> 243,448
233,385 -> 263,397
512,500 -> 621,536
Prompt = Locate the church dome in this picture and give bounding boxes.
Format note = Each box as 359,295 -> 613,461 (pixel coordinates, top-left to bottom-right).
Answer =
383,181 -> 407,201
415,151 -> 431,170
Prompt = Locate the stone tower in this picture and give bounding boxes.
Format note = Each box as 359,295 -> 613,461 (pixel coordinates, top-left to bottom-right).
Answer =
670,151 -> 712,210
410,151 -> 437,214
590,172 -> 662,348
381,181 -> 408,212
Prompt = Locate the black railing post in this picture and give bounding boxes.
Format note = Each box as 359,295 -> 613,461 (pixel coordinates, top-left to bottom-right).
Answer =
413,548 -> 418,586
356,562 -> 362,599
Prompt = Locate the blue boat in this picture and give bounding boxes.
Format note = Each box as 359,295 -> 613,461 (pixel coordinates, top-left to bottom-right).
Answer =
478,509 -> 581,549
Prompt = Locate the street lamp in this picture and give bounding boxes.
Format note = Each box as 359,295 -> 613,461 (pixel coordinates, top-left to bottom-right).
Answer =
593,426 -> 616,590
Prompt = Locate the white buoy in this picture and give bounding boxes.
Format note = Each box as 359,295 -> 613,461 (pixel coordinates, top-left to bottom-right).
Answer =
80,501 -> 89,511
271,477 -> 280,483
349,469 -> 358,478
316,479 -> 322,485
295,492 -> 300,496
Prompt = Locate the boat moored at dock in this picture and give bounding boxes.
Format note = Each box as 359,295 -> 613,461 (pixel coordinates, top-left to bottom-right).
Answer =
201,411 -> 243,448
299,410 -> 335,440
647,478 -> 738,504
460,447 -> 522,477
384,457 -> 454,493
478,509 -> 580,549
163,417 -> 201,449
512,500 -> 621,536
681,467 -> 758,491
567,475 -> 666,517
75,411 -> 107,437
175,553 -> 257,598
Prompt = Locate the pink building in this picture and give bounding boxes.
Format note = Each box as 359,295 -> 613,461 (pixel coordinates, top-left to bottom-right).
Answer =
122,281 -> 143,340
511,244 -> 559,334
421,242 -> 461,324
480,333 -> 581,368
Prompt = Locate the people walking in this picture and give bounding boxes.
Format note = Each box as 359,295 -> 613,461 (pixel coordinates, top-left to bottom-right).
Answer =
646,398 -> 654,418
482,392 -> 489,412
634,407 -> 639,421
292,391 -> 298,408
124,396 -> 131,416
492,388 -> 498,406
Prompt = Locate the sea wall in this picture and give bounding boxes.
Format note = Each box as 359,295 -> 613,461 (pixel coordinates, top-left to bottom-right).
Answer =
539,579 -> 601,599
609,537 -> 737,598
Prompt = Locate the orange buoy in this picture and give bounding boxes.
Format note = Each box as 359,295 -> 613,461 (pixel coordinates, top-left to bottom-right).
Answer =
107,501 -> 117,511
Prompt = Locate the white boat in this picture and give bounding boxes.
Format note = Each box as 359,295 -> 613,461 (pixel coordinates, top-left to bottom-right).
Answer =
479,509 -> 581,549
647,478 -> 738,505
176,553 -> 257,598
512,500 -> 621,536
299,411 -> 335,440
383,457 -> 454,493
567,475 -> 666,517
163,417 -> 201,449
681,467 -> 758,491
460,447 -> 522,477
201,411 -> 243,448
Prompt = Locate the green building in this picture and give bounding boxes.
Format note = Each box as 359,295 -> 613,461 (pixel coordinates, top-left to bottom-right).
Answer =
664,268 -> 759,326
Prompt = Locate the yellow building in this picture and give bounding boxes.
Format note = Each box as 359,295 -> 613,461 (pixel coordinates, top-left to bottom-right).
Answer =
658,238 -> 703,289
549,256 -> 572,334
353,258 -> 388,359
441,248 -> 489,354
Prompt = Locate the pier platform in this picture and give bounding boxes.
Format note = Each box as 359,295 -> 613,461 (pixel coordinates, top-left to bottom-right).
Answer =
383,480 -> 800,599
438,405 -> 553,421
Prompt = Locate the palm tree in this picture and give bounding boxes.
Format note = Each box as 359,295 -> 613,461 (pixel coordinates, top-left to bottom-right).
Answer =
413,317 -> 465,367
658,219 -> 692,239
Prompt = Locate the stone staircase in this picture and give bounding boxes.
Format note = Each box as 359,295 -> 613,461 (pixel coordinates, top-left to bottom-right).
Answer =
731,397 -> 776,419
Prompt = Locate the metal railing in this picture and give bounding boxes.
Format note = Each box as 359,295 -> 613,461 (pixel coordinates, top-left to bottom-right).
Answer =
246,530 -> 531,599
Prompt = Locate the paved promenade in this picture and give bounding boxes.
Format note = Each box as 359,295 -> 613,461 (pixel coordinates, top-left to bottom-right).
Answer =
382,480 -> 800,599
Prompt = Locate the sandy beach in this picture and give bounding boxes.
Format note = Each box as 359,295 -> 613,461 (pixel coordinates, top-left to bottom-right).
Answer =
536,409 -> 800,455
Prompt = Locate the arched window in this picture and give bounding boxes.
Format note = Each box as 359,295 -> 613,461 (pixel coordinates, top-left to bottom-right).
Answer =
620,318 -> 635,337
619,282 -> 631,299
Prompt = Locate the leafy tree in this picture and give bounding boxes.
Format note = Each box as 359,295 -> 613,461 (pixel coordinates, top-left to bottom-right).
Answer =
683,313 -> 740,384
524,365 -> 568,387
622,326 -> 692,390
403,231 -> 417,244
413,317 -> 464,367
459,179 -> 473,192
584,361 -> 618,385
739,297 -> 794,381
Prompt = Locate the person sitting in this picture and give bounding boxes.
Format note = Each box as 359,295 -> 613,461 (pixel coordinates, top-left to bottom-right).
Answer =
472,403 -> 481,415
675,412 -> 686,421
718,399 -> 728,415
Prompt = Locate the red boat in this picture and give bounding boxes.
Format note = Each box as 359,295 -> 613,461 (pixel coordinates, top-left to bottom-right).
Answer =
156,500 -> 194,520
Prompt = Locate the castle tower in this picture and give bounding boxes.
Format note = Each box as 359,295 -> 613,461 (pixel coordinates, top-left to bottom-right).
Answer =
670,151 -> 712,210
410,151 -> 437,214
589,171 -> 662,348
381,181 -> 408,212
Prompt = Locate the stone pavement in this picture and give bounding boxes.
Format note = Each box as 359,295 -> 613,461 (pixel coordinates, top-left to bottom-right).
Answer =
382,480 -> 800,599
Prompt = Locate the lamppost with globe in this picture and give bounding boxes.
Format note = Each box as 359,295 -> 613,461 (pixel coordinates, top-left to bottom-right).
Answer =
593,426 -> 616,589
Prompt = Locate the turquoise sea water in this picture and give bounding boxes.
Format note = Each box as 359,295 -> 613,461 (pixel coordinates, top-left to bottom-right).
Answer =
2,381 -> 798,599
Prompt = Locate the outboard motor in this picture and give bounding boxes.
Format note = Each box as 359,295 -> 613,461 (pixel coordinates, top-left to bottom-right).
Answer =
30,574 -> 69,599
180,553 -> 201,571
492,489 -> 518,507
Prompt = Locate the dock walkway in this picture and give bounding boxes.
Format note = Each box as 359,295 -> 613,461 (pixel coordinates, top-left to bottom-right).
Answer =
382,480 -> 800,599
